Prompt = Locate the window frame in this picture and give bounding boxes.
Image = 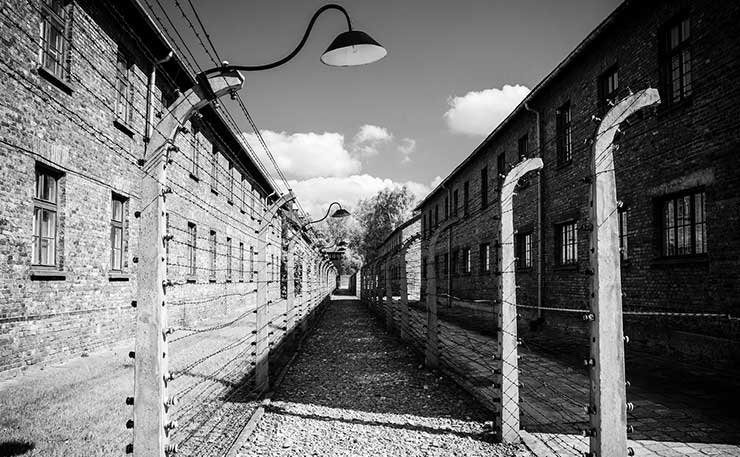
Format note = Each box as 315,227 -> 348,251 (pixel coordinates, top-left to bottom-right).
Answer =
462,247 -> 472,274
110,193 -> 127,271
555,221 -> 578,266
33,165 -> 61,268
518,134 -> 528,162
515,232 -> 533,270
481,166 -> 489,208
39,0 -> 72,83
660,13 -> 692,106
463,181 -> 469,216
598,64 -> 619,114
114,50 -> 134,128
226,237 -> 233,281
187,222 -> 197,277
190,125 -> 200,178
556,101 -> 573,166
452,189 -> 459,217
480,243 -> 491,274
618,208 -> 629,262
209,229 -> 217,281
659,188 -> 706,258
210,146 -> 219,194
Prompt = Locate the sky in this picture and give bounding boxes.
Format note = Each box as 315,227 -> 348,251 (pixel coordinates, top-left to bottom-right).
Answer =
153,0 -> 621,216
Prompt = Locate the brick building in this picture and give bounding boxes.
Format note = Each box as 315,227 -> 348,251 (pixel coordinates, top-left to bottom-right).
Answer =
416,0 -> 740,365
0,0 -> 330,375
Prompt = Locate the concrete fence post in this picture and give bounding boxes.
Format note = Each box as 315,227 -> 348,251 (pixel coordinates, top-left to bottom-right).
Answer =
497,158 -> 543,443
385,258 -> 393,329
286,243 -> 295,335
588,88 -> 660,457
132,71 -> 244,457
399,252 -> 409,340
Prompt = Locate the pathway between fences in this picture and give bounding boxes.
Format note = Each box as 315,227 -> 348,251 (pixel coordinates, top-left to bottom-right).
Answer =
237,296 -> 529,457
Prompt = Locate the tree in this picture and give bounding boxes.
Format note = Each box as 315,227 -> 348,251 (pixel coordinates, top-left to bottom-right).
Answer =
315,216 -> 364,275
355,186 -> 416,262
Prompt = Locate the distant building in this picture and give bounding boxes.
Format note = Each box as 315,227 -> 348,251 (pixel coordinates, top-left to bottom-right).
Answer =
415,0 -> 740,364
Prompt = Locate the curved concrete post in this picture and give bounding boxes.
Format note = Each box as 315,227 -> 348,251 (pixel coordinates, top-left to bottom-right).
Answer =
133,71 -> 244,457
588,88 -> 660,457
425,218 -> 456,368
497,157 -> 543,443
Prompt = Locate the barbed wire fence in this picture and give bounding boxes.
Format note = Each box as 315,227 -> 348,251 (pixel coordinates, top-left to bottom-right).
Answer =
360,87 -> 740,456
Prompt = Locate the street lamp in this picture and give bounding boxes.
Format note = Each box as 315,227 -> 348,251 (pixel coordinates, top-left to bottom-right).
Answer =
199,4 -> 386,77
304,201 -> 350,227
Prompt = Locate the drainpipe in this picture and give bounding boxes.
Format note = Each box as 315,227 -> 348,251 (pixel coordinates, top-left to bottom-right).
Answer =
145,51 -> 174,146
524,102 -> 543,319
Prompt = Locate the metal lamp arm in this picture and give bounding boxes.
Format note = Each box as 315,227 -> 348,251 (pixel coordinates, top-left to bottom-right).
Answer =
305,201 -> 341,227
201,4 -> 351,76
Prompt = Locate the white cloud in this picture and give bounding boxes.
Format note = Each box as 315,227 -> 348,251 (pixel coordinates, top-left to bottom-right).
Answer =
430,175 -> 443,189
444,84 -> 530,136
398,138 -> 416,164
243,130 -> 361,179
352,124 -> 393,157
289,174 -> 431,218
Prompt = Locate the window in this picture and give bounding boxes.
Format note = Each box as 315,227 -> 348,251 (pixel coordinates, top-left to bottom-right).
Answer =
518,134 -> 528,161
662,15 -> 692,104
555,222 -> 578,265
227,163 -> 234,204
226,237 -> 232,281
463,248 -> 471,274
451,250 -> 459,275
241,177 -> 248,212
661,190 -> 706,257
497,153 -> 506,189
114,52 -> 134,126
250,246 -> 255,281
434,204 -> 439,226
616,209 -> 629,262
463,181 -> 469,216
598,65 -> 619,113
33,166 -> 60,266
110,194 -> 126,270
453,189 -> 459,217
210,147 -> 218,193
39,0 -> 72,81
481,166 -> 489,208
516,232 -> 532,269
209,230 -> 216,280
480,243 -> 491,273
187,222 -> 197,276
556,102 -> 572,165
444,196 -> 449,220
190,126 -> 200,177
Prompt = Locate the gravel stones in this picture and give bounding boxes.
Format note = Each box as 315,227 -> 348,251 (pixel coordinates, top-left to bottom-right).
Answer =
238,297 -> 529,457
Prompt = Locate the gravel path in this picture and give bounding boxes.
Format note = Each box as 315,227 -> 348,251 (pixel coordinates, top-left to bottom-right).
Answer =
238,296 -> 529,457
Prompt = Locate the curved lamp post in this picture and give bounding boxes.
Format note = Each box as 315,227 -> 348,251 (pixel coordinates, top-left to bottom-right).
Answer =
199,3 -> 386,77
304,201 -> 351,227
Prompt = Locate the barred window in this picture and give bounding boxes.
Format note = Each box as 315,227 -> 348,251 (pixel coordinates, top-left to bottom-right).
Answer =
481,166 -> 489,208
516,232 -> 532,269
618,209 -> 629,261
556,102 -> 572,165
110,194 -> 126,271
480,243 -> 490,273
250,246 -> 255,281
518,134 -> 528,161
226,237 -> 233,281
463,248 -> 471,274
187,222 -> 197,276
39,0 -> 72,81
33,166 -> 60,266
497,153 -> 506,189
662,15 -> 692,104
598,65 -> 619,114
209,230 -> 216,280
661,190 -> 706,257
555,221 -> 578,265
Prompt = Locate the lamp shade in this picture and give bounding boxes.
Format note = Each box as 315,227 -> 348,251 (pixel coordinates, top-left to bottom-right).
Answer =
320,30 -> 387,67
331,208 -> 351,218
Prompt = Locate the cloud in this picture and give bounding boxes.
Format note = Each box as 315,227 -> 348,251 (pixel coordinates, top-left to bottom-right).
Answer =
351,124 -> 393,157
243,130 -> 360,179
288,174 -> 431,218
430,175 -> 443,189
444,84 -> 530,136
398,138 -> 416,164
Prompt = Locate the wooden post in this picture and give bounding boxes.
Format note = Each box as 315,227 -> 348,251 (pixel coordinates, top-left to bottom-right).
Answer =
588,88 -> 659,457
133,71 -> 244,457
497,158 -> 543,443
